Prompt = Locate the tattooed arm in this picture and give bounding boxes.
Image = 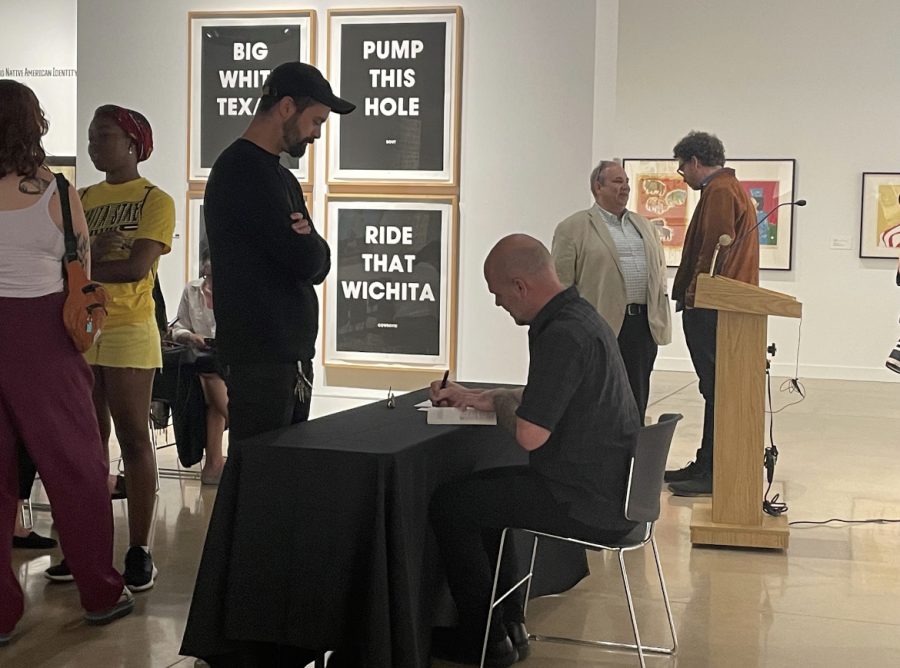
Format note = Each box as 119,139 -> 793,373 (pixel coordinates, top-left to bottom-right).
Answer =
67,184 -> 92,276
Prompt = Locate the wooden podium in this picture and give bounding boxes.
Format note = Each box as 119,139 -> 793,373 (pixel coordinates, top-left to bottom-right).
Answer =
688,274 -> 802,550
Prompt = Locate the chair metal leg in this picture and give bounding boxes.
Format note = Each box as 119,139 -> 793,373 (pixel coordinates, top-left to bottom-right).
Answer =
651,535 -> 678,653
618,551 -> 647,668
528,544 -> 677,659
481,530 -> 539,668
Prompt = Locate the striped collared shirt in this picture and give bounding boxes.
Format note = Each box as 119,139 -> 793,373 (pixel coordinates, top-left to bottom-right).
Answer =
594,203 -> 648,305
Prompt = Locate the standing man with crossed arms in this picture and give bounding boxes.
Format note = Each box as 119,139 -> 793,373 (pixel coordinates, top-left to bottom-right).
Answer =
552,159 -> 671,424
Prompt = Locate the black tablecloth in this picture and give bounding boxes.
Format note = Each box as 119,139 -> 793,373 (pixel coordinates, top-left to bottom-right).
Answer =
180,388 -> 588,667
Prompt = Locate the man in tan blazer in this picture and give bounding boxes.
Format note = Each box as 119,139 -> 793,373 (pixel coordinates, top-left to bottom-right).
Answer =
552,160 -> 671,422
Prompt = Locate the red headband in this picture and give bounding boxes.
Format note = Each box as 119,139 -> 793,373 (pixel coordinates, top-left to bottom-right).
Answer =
101,105 -> 153,162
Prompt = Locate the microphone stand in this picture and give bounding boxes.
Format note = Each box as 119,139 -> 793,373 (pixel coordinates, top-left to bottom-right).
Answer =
713,199 -> 806,276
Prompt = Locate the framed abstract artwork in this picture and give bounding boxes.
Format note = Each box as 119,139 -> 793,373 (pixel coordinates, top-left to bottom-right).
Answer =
727,158 -> 796,271
188,10 -> 315,184
621,159 -> 698,268
859,172 -> 900,259
322,194 -> 458,370
623,158 -> 797,270
326,7 -> 463,189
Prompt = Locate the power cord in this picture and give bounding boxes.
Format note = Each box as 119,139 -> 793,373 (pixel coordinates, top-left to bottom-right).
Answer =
789,518 -> 900,527
763,362 -> 788,517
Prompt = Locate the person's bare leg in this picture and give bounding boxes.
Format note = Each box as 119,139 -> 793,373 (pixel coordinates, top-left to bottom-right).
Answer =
90,367 -> 118,495
103,368 -> 156,547
199,373 -> 227,483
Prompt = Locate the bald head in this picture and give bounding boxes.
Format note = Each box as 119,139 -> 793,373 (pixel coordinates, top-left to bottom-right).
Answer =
484,234 -> 563,325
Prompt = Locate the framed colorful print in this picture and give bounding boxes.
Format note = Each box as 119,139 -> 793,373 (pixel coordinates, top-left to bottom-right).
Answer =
323,194 -> 458,370
622,159 -> 698,268
727,158 -> 796,270
188,10 -> 315,185
46,156 -> 76,186
326,7 -> 463,190
859,172 -> 900,259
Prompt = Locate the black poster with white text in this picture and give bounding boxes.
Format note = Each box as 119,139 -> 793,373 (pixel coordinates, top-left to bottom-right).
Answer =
200,25 -> 304,168
335,209 -> 443,355
338,22 -> 447,172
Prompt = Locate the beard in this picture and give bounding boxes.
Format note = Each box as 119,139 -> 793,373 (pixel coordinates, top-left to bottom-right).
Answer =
282,114 -> 310,158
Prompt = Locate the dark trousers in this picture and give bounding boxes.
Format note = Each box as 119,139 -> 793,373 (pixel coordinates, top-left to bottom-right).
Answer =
429,467 -> 631,646
616,312 -> 659,424
224,360 -> 313,442
682,308 -> 718,471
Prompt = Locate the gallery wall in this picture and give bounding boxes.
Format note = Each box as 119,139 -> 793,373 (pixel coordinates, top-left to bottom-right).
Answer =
76,0 -> 602,410
72,0 -> 900,416
611,0 -> 900,382
0,0 -> 77,156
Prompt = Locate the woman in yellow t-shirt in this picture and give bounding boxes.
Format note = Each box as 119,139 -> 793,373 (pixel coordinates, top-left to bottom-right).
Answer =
45,106 -> 174,592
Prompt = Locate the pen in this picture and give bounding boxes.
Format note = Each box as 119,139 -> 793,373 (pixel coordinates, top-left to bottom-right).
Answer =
440,369 -> 450,389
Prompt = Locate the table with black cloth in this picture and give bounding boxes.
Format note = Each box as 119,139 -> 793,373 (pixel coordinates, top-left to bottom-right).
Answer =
180,388 -> 589,667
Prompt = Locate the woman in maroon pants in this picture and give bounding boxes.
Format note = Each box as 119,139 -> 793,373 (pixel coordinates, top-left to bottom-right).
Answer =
0,80 -> 133,647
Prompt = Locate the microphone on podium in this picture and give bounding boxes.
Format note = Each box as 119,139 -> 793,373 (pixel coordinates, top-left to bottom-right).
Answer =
709,234 -> 733,277
711,199 -> 807,277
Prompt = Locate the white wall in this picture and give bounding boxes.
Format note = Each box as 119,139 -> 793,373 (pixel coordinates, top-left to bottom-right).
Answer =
613,0 -> 900,382
77,0 -> 603,406
0,0 -> 77,156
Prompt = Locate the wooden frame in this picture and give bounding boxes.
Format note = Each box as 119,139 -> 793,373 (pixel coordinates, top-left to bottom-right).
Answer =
322,193 -> 458,371
859,172 -> 900,259
188,10 -> 316,186
45,156 -> 76,186
623,158 -> 797,270
326,7 -> 463,192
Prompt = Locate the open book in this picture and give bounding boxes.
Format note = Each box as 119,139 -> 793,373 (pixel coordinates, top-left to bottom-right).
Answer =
425,407 -> 497,426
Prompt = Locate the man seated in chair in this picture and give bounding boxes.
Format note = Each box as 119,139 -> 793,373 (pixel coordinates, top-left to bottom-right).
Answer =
428,234 -> 642,666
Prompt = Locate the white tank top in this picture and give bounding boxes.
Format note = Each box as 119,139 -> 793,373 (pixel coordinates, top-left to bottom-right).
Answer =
0,179 -> 65,297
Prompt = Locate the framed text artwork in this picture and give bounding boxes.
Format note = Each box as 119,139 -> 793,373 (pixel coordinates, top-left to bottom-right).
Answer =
859,172 -> 900,259
188,10 -> 315,184
623,158 -> 797,270
323,195 -> 457,370
326,7 -> 463,188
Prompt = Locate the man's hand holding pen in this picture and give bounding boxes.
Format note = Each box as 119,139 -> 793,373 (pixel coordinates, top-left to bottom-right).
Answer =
429,380 -> 495,412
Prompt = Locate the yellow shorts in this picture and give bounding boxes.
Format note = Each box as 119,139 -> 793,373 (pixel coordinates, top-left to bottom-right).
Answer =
83,319 -> 162,369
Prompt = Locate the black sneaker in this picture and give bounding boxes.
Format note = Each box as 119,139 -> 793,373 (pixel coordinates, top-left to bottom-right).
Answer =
668,474 -> 713,497
84,588 -> 135,626
45,560 -> 74,582
664,460 -> 707,483
124,546 -> 158,592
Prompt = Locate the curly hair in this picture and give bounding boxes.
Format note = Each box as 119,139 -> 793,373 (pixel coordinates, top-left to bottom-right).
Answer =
0,80 -> 48,178
673,131 -> 725,167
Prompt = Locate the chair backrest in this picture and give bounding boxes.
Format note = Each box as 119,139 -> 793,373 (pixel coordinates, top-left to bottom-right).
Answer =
623,413 -> 683,523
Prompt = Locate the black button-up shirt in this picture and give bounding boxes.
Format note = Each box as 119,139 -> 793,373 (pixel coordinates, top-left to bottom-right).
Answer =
517,286 -> 640,529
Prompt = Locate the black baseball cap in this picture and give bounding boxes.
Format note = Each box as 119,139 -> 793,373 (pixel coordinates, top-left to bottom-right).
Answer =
261,62 -> 356,114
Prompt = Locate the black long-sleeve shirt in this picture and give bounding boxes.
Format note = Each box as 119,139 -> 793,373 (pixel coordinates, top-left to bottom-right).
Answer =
205,139 -> 330,364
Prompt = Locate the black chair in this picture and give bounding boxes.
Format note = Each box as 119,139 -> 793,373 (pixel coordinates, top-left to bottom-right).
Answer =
481,413 -> 683,668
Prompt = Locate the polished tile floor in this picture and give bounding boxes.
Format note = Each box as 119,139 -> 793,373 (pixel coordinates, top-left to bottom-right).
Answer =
5,371 -> 900,667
